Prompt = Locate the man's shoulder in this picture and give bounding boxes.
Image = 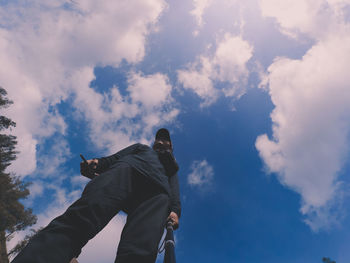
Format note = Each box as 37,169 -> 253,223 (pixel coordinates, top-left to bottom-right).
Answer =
130,143 -> 151,151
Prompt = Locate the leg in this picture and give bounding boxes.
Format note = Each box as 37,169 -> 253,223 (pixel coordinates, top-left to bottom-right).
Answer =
12,163 -> 134,263
115,184 -> 170,263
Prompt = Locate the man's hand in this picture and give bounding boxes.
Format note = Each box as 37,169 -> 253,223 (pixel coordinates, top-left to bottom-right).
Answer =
80,159 -> 99,179
167,211 -> 179,230
86,159 -> 98,169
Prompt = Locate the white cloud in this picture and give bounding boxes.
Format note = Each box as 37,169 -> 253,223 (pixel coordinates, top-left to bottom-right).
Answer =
188,160 -> 214,187
27,181 -> 44,202
128,72 -> 172,109
36,138 -> 72,178
256,30 -> 350,230
259,0 -> 350,39
2,0 -> 178,258
257,0 -> 350,232
190,0 -> 249,36
71,175 -> 90,187
213,34 -> 254,97
178,34 -> 253,107
77,215 -> 126,263
177,56 -> 219,107
71,69 -> 179,153
191,0 -> 213,27
0,0 -> 168,177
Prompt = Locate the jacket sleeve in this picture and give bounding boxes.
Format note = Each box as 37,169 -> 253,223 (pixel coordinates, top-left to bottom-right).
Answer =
96,143 -> 142,173
168,173 -> 181,218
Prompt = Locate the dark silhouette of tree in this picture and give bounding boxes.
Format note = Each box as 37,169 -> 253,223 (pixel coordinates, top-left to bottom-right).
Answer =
7,228 -> 42,258
0,88 -> 16,131
0,87 -> 37,263
323,257 -> 336,263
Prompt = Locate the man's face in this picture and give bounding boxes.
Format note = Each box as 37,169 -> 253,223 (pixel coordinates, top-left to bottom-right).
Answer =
153,139 -> 172,152
153,138 -> 179,174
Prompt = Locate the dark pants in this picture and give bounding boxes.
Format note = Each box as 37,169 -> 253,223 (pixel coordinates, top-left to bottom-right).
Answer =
12,162 -> 170,263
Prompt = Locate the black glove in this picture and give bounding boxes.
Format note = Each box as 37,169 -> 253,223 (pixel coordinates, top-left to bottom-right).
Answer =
80,161 -> 98,179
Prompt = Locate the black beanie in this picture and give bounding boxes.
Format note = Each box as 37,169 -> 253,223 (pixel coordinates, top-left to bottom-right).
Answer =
155,128 -> 171,142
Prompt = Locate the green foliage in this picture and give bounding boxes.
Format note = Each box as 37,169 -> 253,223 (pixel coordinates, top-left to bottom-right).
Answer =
0,134 -> 18,174
0,87 -> 37,261
0,87 -> 13,108
322,257 -> 336,263
0,88 -> 16,132
0,87 -> 17,174
0,87 -> 16,133
0,175 -> 37,235
7,228 -> 42,257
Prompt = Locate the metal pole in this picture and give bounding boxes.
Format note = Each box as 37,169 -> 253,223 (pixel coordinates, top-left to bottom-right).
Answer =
164,221 -> 176,263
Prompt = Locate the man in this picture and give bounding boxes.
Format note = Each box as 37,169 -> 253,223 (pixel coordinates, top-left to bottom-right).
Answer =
12,128 -> 181,263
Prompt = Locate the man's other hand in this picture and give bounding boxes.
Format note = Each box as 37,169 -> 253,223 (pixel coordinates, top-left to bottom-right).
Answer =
167,211 -> 179,230
87,159 -> 98,169
80,159 -> 99,179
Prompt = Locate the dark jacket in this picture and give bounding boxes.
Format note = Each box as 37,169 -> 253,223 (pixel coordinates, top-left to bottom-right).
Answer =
96,143 -> 181,217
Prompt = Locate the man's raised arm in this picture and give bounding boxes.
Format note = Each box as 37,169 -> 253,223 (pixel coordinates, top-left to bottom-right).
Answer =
80,143 -> 143,178
95,143 -> 142,173
168,173 -> 181,229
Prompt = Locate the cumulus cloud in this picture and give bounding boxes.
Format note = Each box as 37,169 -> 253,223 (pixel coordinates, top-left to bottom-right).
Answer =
257,0 -> 350,231
36,138 -> 72,178
0,0 -> 168,177
71,175 -> 90,187
213,34 -> 253,96
259,0 -> 350,39
188,160 -> 214,188
191,0 -> 213,27
72,69 -> 179,153
19,137 -> 74,208
256,31 -> 350,230
128,72 -> 173,109
77,215 -> 126,263
177,56 -> 219,107
1,0 -> 179,257
178,33 -> 253,107
26,181 -> 44,204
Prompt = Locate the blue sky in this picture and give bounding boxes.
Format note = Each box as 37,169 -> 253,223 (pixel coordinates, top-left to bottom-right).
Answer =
2,0 -> 350,262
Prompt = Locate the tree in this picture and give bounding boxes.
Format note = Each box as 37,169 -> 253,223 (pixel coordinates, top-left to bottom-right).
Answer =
0,87 -> 37,263
7,228 -> 42,258
0,88 -> 16,131
323,257 -> 336,263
